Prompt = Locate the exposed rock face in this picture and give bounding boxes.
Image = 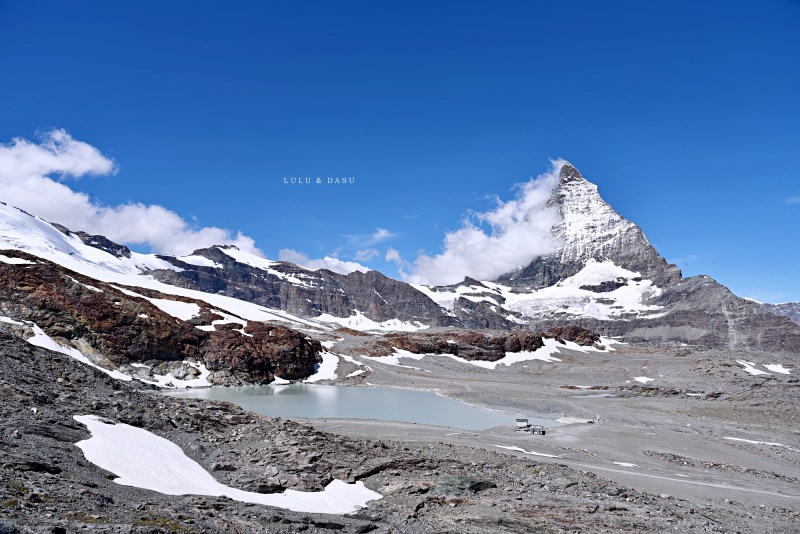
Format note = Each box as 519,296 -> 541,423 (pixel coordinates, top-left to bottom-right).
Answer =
498,163 -> 682,289
148,246 -> 460,327
547,325 -> 601,346
641,277 -> 800,356
51,223 -> 133,258
763,301 -> 800,326
3,164 -> 799,358
0,249 -> 321,383
512,276 -> 800,357
375,326 -> 602,361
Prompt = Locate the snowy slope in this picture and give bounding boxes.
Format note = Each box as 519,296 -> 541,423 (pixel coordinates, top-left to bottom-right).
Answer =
0,202 -> 433,333
0,202 -> 330,329
417,259 -> 665,323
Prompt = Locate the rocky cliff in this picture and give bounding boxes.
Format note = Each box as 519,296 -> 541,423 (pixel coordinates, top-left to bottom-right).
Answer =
763,301 -> 800,326
147,245 -> 460,327
0,249 -> 321,384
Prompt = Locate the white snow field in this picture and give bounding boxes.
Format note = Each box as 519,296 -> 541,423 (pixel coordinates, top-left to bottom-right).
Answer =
315,310 -> 429,332
414,259 -> 665,322
0,203 -> 321,329
73,415 -> 382,514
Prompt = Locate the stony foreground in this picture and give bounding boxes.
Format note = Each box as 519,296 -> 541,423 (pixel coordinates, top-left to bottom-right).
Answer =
1,332 -> 797,533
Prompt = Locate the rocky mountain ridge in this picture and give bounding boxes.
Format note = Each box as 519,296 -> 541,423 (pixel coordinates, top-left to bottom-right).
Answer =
763,301 -> 800,326
0,249 -> 321,385
498,163 -> 682,289
148,245 -> 459,328
1,161 -> 798,376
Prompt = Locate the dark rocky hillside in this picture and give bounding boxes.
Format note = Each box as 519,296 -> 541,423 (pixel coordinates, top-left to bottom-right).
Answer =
0,249 -> 321,384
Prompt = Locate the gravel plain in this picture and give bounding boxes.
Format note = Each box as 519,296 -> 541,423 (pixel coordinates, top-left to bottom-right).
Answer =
2,331 -> 799,533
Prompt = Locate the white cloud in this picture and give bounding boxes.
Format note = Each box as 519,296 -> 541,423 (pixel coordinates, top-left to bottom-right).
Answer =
787,196 -> 800,204
403,160 -> 565,285
385,247 -> 402,263
342,227 -> 396,247
385,246 -> 411,270
278,248 -> 369,275
353,248 -> 380,262
370,228 -> 394,244
0,129 -> 260,256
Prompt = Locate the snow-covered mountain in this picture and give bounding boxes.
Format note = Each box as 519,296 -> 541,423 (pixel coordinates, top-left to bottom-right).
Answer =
414,164 -> 800,355
1,160 -> 799,371
498,163 -> 682,289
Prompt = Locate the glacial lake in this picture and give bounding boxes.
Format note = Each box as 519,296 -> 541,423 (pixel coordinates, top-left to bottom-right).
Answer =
164,384 -> 555,430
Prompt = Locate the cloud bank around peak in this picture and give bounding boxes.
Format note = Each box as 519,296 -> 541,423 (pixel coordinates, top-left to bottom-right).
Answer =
0,129 -> 260,256
403,160 -> 565,286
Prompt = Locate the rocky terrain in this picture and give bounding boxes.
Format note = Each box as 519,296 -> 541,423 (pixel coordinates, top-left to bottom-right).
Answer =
763,301 -> 800,326
1,162 -> 799,533
0,249 -> 322,385
355,325 -> 602,360
147,246 -> 459,328
3,332 -> 798,533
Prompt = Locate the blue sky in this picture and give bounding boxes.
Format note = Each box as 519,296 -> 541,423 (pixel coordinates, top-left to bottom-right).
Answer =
0,1 -> 798,301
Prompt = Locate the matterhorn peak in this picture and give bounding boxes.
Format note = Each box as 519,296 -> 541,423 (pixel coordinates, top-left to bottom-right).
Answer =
557,161 -> 586,185
499,163 -> 681,289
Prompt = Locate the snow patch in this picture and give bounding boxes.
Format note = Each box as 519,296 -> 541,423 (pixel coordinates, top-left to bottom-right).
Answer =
304,351 -> 340,383
73,415 -> 382,514
723,437 -> 800,453
194,309 -> 248,333
463,338 -> 563,370
366,348 -> 428,368
556,416 -> 594,424
138,362 -> 212,389
367,337 -> 604,371
736,360 -> 772,376
0,254 -> 35,265
177,255 -> 224,269
493,445 -> 562,458
316,310 -> 429,332
145,298 -> 201,321
218,246 -> 317,287
633,376 -> 654,384
764,364 -> 791,375
24,321 -> 132,381
67,275 -> 103,292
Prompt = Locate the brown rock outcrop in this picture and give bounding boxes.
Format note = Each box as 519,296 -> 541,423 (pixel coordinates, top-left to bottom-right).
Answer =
379,327 -> 601,362
0,249 -> 321,383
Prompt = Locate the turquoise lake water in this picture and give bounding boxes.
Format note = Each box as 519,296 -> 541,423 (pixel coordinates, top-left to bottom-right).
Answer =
164,384 -> 555,430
